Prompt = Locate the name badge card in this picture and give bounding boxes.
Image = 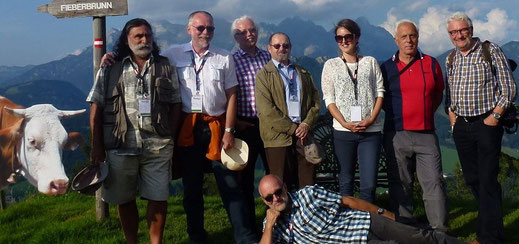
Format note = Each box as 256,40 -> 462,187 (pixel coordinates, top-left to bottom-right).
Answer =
191,94 -> 203,113
350,105 -> 362,122
138,98 -> 151,116
288,101 -> 300,118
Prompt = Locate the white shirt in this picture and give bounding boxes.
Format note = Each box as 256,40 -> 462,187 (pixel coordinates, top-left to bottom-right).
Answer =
161,42 -> 238,116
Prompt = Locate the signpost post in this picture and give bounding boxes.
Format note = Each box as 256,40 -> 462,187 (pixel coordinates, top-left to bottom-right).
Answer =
38,0 -> 128,221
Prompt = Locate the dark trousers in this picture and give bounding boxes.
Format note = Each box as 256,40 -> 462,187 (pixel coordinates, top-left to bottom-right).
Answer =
453,117 -> 504,244
368,213 -> 464,244
265,138 -> 315,190
333,130 -> 382,202
179,122 -> 257,244
235,116 -> 268,231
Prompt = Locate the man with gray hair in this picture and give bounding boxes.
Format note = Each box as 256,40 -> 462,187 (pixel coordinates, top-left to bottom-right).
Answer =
231,15 -> 271,232
380,19 -> 448,232
445,12 -> 516,243
161,11 -> 257,244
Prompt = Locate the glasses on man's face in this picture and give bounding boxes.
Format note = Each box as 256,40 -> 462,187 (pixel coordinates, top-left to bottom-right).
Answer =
192,25 -> 215,33
270,43 -> 291,50
335,34 -> 355,43
263,188 -> 284,203
448,27 -> 472,37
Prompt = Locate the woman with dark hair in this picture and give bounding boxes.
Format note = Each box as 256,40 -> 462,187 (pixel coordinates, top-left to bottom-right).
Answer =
321,19 -> 384,202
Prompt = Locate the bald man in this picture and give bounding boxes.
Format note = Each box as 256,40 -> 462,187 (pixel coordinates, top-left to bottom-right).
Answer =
258,175 -> 464,244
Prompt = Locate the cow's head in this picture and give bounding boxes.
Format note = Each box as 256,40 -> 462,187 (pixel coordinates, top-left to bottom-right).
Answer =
6,104 -> 85,195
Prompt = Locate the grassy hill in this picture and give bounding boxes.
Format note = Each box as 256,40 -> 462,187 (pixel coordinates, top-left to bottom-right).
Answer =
1,190 -> 519,243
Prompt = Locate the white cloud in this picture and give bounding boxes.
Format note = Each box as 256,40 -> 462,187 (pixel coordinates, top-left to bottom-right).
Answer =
472,8 -> 516,43
417,6 -> 452,56
289,0 -> 340,8
380,7 -> 399,37
405,0 -> 429,12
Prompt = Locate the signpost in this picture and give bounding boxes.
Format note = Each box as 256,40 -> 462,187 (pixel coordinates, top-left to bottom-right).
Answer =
38,0 -> 128,221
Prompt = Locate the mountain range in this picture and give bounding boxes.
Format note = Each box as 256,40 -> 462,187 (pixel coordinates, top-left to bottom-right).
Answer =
1,16 -> 518,153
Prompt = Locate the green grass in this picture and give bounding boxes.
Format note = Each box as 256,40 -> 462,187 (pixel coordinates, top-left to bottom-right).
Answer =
1,190 -> 519,243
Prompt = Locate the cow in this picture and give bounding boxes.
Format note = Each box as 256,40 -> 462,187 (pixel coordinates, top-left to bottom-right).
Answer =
0,96 -> 85,195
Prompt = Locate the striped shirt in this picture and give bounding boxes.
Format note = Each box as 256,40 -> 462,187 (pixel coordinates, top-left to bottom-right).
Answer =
264,185 -> 371,243
445,38 -> 516,116
232,47 -> 271,117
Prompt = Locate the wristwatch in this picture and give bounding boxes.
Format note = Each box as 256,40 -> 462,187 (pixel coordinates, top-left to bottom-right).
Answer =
492,112 -> 501,120
377,207 -> 384,215
224,127 -> 236,134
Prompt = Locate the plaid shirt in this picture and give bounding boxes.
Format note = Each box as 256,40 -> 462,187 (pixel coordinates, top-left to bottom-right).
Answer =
232,47 -> 271,117
445,38 -> 516,116
264,185 -> 371,243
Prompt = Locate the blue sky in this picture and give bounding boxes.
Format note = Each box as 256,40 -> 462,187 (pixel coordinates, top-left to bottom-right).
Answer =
2,0 -> 519,66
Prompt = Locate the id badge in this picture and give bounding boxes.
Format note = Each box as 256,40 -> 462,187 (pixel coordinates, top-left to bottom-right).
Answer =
350,105 -> 362,122
138,98 -> 151,116
191,94 -> 203,113
288,101 -> 300,118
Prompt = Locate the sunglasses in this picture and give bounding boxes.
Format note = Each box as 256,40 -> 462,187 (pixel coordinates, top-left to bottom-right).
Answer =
263,188 -> 284,202
270,43 -> 291,50
335,34 -> 355,43
192,25 -> 215,33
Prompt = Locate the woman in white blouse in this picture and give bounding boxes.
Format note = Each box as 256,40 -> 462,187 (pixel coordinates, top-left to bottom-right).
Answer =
321,19 -> 385,202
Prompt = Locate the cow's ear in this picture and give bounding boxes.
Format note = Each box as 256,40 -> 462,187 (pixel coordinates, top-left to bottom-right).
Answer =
0,119 -> 23,148
64,132 -> 84,151
59,109 -> 86,118
4,107 -> 26,117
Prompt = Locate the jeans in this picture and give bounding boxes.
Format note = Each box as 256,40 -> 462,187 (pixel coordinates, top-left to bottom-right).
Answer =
453,117 -> 504,243
235,116 -> 268,231
333,130 -> 382,202
179,122 -> 257,244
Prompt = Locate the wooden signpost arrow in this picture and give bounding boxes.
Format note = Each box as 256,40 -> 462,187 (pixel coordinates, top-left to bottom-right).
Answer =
37,0 -> 128,221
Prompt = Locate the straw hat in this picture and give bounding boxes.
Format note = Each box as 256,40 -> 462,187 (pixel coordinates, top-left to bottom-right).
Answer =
71,161 -> 108,195
221,138 -> 249,171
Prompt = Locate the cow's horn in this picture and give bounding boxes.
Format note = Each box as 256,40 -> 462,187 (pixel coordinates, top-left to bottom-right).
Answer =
60,109 -> 86,118
4,107 -> 26,117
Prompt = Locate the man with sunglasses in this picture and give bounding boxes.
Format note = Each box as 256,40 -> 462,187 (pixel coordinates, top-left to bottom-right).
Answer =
445,12 -> 516,244
161,11 -> 257,244
380,20 -> 448,232
258,174 -> 464,244
255,32 -> 320,190
231,15 -> 271,234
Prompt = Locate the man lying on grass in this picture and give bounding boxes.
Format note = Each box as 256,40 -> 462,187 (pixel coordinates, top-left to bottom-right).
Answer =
258,174 -> 466,244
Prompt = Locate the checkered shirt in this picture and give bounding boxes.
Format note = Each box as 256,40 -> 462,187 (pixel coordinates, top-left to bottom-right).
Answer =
232,47 -> 271,117
264,185 -> 371,243
445,38 -> 516,116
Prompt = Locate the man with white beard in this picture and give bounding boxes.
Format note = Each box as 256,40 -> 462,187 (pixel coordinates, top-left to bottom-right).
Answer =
87,18 -> 181,244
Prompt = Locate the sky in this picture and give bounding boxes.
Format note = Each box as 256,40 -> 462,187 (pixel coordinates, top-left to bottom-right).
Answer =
1,0 -> 519,66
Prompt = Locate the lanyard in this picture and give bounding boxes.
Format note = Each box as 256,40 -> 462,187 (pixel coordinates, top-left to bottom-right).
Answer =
288,212 -> 295,244
278,65 -> 297,98
343,56 -> 359,101
191,51 -> 208,92
131,62 -> 148,96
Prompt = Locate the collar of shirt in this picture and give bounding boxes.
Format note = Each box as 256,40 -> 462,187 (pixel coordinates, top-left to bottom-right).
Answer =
180,41 -> 215,59
237,47 -> 259,57
122,54 -> 154,71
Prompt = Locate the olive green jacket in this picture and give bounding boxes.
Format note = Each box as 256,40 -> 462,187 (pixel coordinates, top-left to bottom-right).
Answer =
255,60 -> 320,147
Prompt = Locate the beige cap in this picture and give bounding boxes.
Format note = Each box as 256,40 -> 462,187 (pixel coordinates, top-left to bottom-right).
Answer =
221,138 -> 249,171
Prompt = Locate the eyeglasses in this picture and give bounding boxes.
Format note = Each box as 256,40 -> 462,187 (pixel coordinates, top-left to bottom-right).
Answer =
448,27 -> 472,37
335,34 -> 355,43
263,188 -> 284,202
270,43 -> 291,50
192,25 -> 215,33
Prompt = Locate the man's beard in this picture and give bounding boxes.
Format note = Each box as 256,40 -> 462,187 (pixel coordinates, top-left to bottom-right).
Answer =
130,43 -> 153,58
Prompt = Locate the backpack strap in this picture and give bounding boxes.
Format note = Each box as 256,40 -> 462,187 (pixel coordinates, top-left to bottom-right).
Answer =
481,40 -> 496,77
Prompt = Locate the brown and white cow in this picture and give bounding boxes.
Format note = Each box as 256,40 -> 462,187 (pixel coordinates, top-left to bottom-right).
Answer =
0,96 -> 85,195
